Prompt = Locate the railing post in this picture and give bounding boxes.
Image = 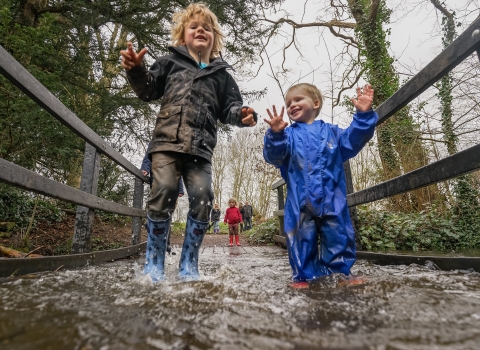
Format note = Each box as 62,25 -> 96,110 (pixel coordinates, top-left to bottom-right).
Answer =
131,177 -> 144,245
72,143 -> 101,254
344,160 -> 362,250
277,184 -> 285,236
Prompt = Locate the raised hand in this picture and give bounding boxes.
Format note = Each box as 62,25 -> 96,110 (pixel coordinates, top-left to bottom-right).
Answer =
264,105 -> 288,132
350,84 -> 374,112
120,41 -> 148,70
241,107 -> 257,127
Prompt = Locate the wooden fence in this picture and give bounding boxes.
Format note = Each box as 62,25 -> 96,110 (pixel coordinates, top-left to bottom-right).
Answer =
0,45 -> 148,277
272,18 -> 480,270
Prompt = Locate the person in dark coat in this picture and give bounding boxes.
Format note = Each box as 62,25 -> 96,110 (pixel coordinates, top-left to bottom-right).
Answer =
243,201 -> 253,230
210,203 -> 221,234
121,3 -> 257,282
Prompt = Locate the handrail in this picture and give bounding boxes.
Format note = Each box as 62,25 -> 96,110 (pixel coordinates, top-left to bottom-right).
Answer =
0,46 -> 147,181
376,17 -> 480,125
0,158 -> 146,217
347,142 -> 480,207
0,44 -> 148,272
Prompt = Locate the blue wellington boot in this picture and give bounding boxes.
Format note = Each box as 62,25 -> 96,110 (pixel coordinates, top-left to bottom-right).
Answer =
144,216 -> 170,282
178,216 -> 208,280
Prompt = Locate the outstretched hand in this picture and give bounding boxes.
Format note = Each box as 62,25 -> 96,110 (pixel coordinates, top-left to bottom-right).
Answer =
120,41 -> 148,70
264,105 -> 288,132
350,84 -> 374,112
241,107 -> 257,127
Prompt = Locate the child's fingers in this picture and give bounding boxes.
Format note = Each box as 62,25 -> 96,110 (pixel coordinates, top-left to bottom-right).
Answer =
137,47 -> 148,61
266,108 -> 274,119
127,41 -> 135,54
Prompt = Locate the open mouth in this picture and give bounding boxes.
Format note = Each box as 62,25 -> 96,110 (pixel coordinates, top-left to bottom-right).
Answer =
196,35 -> 206,41
290,108 -> 301,117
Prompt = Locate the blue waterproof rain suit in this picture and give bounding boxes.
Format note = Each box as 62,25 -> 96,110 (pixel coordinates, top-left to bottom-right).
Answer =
263,110 -> 378,281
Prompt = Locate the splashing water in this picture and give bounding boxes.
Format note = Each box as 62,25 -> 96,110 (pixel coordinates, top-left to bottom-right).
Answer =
1,247 -> 480,349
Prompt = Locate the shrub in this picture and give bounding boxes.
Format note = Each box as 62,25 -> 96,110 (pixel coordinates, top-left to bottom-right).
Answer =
243,218 -> 279,245
357,205 -> 480,251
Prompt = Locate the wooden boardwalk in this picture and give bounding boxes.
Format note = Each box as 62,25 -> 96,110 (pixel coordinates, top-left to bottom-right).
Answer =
170,244 -> 285,256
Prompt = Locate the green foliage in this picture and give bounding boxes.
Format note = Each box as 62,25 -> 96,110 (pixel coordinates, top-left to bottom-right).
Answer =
0,184 -> 65,229
243,218 -> 279,245
91,237 -> 123,251
357,204 -> 480,251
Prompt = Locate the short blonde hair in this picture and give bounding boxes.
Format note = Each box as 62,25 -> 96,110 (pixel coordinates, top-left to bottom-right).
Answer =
228,197 -> 237,206
171,3 -> 224,59
286,83 -> 324,116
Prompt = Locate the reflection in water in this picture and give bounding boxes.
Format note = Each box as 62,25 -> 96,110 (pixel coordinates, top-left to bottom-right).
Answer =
1,246 -> 480,349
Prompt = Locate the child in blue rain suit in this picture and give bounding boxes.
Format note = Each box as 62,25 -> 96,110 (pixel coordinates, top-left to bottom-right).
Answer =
121,3 -> 257,282
263,83 -> 377,283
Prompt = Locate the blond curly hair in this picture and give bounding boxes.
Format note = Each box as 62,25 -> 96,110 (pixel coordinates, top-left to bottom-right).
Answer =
171,3 -> 224,59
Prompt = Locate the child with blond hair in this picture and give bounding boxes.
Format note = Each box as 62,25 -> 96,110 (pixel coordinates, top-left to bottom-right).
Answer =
224,198 -> 243,246
263,83 -> 377,285
121,3 -> 257,281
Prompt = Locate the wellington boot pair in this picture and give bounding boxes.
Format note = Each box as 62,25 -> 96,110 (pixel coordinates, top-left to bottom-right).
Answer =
144,216 -> 207,282
235,235 -> 241,246
229,236 -> 234,247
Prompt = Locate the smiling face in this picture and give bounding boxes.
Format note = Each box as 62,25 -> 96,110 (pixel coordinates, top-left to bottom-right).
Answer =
285,87 -> 321,124
183,15 -> 214,63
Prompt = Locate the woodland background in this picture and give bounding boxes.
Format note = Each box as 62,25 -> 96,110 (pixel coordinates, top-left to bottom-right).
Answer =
2,0 -> 480,253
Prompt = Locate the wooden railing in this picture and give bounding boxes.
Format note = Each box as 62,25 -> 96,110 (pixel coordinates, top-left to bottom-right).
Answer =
271,17 -> 480,269
0,46 -> 148,277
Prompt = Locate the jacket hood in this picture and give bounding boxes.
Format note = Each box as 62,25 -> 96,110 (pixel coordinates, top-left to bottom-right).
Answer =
168,45 -> 233,70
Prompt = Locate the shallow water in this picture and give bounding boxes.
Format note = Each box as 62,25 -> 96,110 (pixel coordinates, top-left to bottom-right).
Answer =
1,246 -> 480,349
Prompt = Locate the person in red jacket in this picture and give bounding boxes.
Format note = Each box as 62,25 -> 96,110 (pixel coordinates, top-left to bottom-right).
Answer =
224,197 -> 243,246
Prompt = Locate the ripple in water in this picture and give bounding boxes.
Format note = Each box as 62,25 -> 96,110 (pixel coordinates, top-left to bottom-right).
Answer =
1,247 -> 480,349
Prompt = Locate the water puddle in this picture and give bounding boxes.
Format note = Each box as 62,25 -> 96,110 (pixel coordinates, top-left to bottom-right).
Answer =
1,247 -> 480,349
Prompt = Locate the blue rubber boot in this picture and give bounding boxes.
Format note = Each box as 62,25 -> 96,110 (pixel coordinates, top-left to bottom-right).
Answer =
144,215 -> 170,282
178,216 -> 208,280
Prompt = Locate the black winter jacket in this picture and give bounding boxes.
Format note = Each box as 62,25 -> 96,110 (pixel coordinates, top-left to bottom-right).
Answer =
210,208 -> 221,222
126,45 -> 248,162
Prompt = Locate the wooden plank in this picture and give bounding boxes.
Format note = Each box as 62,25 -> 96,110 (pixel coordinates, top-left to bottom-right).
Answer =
241,247 -> 256,254
273,235 -> 286,246
201,246 -> 215,255
357,251 -> 480,271
375,17 -> 480,125
347,142 -> 480,207
0,158 -> 145,217
271,178 -> 285,190
0,242 -> 146,277
261,246 -> 283,253
0,45 -> 146,181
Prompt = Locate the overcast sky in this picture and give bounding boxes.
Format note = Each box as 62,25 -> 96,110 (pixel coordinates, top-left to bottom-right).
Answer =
241,0 -> 479,128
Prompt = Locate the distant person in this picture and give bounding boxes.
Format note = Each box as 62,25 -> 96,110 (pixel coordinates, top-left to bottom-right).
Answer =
238,202 -> 245,233
210,203 -> 221,234
121,3 -> 257,281
243,201 -> 253,230
263,83 -> 377,286
140,144 -> 184,255
224,197 -> 242,246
